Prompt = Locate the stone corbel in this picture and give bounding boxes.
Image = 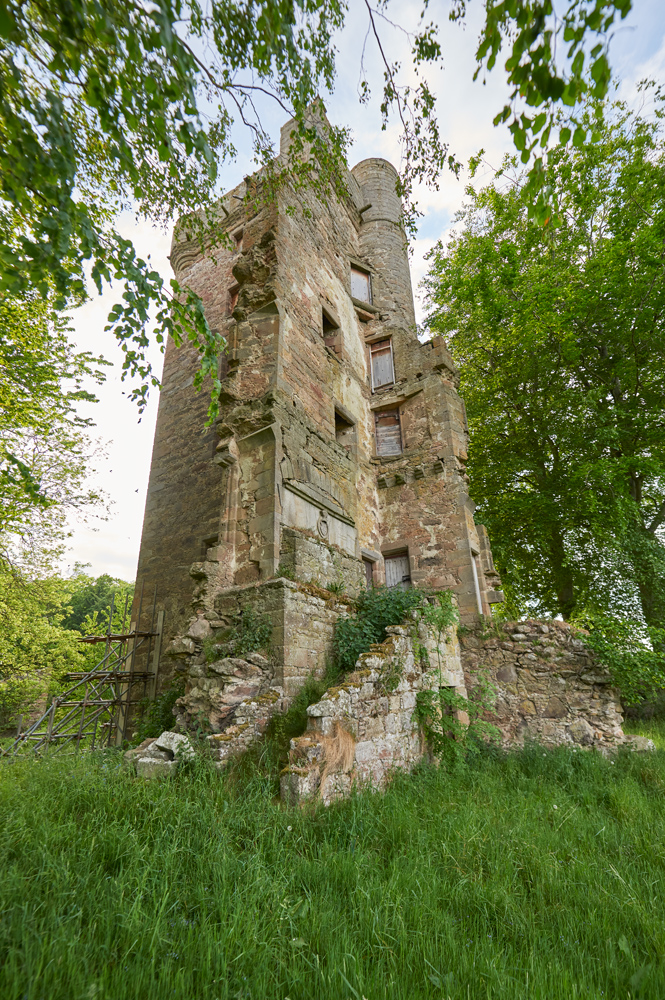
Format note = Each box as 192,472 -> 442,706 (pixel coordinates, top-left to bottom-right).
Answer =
214,435 -> 240,467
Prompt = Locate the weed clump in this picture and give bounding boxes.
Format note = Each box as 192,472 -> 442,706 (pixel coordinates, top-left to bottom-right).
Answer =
333,585 -> 425,673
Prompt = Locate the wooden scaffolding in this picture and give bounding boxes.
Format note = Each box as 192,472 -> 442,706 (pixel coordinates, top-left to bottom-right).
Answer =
2,587 -> 164,758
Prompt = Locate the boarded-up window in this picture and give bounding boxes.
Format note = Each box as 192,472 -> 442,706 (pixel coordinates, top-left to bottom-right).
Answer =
351,267 -> 372,303
370,339 -> 394,389
385,553 -> 411,589
374,409 -> 402,456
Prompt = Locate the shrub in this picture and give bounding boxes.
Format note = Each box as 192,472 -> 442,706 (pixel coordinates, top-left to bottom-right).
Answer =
333,585 -> 426,673
577,612 -> 665,708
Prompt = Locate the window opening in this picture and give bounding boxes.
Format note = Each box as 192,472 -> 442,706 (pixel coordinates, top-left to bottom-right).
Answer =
233,228 -> 243,249
229,284 -> 240,313
351,266 -> 372,303
374,408 -> 402,456
335,408 -> 356,451
363,558 -> 374,589
471,552 -> 484,616
201,533 -> 219,558
370,339 -> 394,390
322,306 -> 342,356
385,553 -> 411,589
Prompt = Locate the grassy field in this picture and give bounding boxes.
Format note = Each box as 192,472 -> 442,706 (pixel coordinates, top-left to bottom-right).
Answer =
1,729 -> 664,1000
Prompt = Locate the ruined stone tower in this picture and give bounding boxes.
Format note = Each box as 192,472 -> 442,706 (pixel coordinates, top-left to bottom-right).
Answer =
134,114 -> 503,701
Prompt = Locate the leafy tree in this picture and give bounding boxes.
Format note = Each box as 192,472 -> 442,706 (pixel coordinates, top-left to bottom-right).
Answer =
0,567 -> 86,728
60,566 -> 134,635
0,565 -> 135,728
0,0 -> 634,422
423,89 -> 665,641
0,292 -> 108,566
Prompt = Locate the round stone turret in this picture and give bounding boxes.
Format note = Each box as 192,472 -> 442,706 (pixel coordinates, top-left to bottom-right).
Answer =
351,158 -> 416,331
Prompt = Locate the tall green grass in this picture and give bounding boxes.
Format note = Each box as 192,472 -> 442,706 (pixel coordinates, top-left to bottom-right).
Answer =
1,737 -> 664,999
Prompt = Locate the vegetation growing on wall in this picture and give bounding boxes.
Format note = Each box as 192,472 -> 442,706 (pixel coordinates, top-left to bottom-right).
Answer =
333,585 -> 425,673
415,671 -> 500,766
205,607 -> 273,662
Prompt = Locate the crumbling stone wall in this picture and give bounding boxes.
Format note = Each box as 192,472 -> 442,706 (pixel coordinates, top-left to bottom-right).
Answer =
166,578 -> 346,731
459,620 -> 626,749
281,616 -> 466,806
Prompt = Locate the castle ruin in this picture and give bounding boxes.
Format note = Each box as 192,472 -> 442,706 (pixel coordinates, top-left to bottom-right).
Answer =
134,115 -> 502,694
127,114 -> 633,789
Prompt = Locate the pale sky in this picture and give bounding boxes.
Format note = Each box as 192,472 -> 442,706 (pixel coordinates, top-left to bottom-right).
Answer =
63,0 -> 665,582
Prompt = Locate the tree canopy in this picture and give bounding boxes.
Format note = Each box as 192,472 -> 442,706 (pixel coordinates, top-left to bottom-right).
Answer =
0,293 -> 109,567
0,0 -> 634,414
424,88 -> 665,646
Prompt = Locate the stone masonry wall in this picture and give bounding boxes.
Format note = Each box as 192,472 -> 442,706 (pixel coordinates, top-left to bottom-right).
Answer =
166,578 -> 346,731
164,608 -> 640,799
459,620 -> 626,749
281,615 -> 466,806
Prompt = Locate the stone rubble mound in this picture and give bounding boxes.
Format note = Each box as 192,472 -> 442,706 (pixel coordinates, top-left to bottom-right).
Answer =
123,731 -> 195,779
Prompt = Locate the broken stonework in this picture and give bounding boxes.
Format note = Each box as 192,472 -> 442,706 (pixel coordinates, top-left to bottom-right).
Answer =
123,731 -> 195,779
206,685 -> 288,768
173,650 -> 276,733
458,620 -> 628,750
281,616 -> 466,806
279,614 -> 648,807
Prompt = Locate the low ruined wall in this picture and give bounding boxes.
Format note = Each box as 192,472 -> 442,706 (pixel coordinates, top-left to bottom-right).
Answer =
166,578 -> 346,732
459,620 -> 625,749
281,616 -> 466,806
166,600 -> 637,798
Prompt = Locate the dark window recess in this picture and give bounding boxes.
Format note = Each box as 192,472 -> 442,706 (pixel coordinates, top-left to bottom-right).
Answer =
351,267 -> 372,303
335,409 -> 356,450
201,533 -> 219,558
322,307 -> 341,356
233,228 -> 243,249
363,558 -> 374,589
385,553 -> 411,589
370,339 -> 394,389
229,285 -> 239,313
374,409 -> 402,456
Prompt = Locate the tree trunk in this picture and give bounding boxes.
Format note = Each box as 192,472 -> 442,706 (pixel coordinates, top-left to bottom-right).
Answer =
549,526 -> 577,620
